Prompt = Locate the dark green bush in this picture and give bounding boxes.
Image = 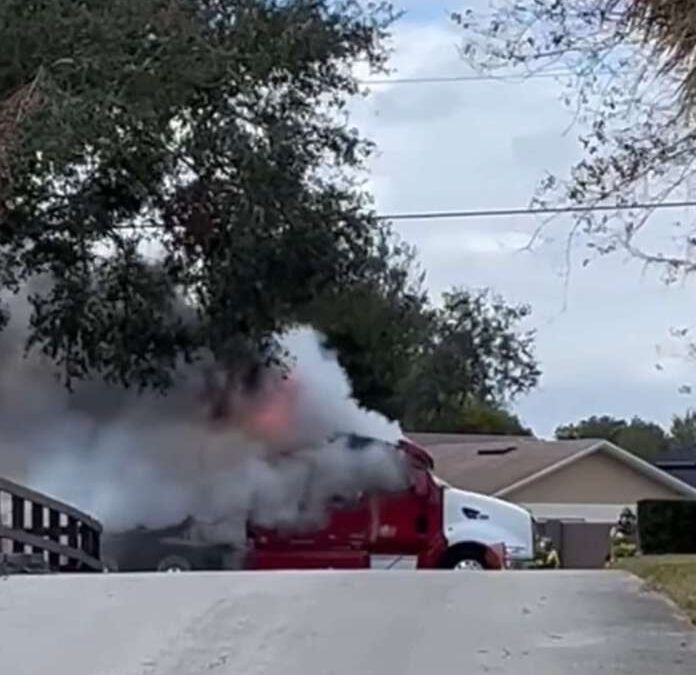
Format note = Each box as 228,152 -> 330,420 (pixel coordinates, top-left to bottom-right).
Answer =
637,500 -> 696,554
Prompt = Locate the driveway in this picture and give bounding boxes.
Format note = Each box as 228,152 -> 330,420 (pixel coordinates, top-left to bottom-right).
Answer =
1,570 -> 695,674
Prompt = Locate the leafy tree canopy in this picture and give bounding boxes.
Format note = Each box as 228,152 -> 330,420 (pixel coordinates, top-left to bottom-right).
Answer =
398,289 -> 539,430
556,414 -> 669,460
556,415 -> 628,443
669,409 -> 696,451
299,236 -> 432,421
407,397 -> 532,436
0,0 -> 542,436
305,281 -> 539,429
0,0 -> 397,390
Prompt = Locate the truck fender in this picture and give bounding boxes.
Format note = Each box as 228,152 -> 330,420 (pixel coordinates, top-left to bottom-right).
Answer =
438,541 -> 504,570
446,519 -> 512,548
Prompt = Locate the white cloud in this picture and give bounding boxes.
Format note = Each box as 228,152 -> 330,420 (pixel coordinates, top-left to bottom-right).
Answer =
350,5 -> 696,437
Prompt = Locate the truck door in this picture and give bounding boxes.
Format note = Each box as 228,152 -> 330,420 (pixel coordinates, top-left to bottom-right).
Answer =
369,465 -> 437,555
248,501 -> 372,569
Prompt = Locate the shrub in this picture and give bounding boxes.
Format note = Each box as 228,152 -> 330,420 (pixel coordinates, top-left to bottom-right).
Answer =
637,500 -> 696,554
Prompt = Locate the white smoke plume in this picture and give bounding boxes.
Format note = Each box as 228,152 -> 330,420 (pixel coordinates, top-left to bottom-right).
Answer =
0,285 -> 407,545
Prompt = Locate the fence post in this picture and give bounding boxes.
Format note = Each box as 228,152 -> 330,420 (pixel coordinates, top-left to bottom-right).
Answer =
11,496 -> 25,554
66,516 -> 78,570
48,509 -> 60,569
31,502 -> 44,556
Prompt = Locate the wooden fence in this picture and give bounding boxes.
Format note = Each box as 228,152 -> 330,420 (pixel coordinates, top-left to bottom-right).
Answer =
537,519 -> 612,569
0,476 -> 102,573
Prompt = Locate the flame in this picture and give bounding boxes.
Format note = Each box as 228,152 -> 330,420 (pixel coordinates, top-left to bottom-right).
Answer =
242,376 -> 300,445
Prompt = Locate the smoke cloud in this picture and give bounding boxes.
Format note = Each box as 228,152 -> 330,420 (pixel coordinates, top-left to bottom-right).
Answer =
0,285 -> 407,545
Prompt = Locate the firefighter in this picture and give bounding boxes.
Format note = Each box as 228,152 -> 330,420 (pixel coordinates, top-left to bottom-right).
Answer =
609,507 -> 638,563
536,536 -> 560,569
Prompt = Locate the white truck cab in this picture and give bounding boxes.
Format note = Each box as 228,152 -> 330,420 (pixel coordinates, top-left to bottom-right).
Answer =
436,476 -> 535,569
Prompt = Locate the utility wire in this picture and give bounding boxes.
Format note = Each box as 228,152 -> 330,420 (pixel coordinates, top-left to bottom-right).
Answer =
113,199 -> 696,229
377,199 -> 696,221
359,70 -> 580,85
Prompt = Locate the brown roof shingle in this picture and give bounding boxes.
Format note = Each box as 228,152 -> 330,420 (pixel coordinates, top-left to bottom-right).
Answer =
406,433 -> 600,495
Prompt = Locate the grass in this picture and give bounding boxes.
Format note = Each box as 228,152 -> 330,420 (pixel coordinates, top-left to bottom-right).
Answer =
615,555 -> 696,624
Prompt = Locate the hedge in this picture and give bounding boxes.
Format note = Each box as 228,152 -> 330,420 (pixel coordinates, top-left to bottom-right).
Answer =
637,499 -> 696,555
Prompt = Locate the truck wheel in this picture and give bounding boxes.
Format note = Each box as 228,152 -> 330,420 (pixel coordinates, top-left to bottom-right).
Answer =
102,556 -> 119,573
157,555 -> 192,572
440,544 -> 488,571
452,557 -> 485,571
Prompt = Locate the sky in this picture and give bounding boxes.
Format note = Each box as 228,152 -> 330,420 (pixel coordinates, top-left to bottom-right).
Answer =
349,1 -> 696,438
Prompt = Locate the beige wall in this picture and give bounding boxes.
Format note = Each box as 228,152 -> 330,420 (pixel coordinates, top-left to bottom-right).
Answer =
505,450 -> 682,504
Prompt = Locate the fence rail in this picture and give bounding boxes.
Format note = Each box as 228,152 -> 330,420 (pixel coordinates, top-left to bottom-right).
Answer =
0,476 -> 102,573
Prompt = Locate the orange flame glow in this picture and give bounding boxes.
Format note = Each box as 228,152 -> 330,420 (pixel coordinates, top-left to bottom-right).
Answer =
242,376 -> 300,445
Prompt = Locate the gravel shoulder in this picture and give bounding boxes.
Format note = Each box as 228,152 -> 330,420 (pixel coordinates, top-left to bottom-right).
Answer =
615,555 -> 696,624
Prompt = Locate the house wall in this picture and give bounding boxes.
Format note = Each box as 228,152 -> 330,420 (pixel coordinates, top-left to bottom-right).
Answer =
504,450 -> 681,504
518,503 -> 631,523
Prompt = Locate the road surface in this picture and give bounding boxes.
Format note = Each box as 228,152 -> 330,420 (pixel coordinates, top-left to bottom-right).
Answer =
1,570 -> 695,674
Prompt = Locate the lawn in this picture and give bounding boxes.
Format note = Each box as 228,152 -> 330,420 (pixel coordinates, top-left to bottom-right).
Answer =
615,555 -> 696,624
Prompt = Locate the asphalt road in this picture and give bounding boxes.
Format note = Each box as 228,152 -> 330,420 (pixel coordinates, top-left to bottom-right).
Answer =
1,570 -> 695,675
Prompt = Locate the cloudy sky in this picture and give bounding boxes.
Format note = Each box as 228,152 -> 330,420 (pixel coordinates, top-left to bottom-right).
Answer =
349,1 -> 696,438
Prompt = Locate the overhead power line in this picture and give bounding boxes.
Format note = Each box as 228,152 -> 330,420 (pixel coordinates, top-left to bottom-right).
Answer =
377,199 -> 696,221
359,70 -> 578,85
111,199 -> 696,230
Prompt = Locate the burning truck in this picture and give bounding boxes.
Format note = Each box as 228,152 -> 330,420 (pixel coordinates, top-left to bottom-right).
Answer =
2,317 -> 534,572
101,433 -> 534,572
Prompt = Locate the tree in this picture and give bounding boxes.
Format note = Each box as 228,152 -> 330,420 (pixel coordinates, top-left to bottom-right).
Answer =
301,264 -> 540,430
627,1 -> 696,111
299,236 -> 432,421
614,419 -> 669,461
454,2 -> 696,283
555,415 -> 668,460
0,0 -> 397,390
401,289 -> 540,431
669,410 -> 696,451
408,397 -> 533,436
556,415 -> 628,442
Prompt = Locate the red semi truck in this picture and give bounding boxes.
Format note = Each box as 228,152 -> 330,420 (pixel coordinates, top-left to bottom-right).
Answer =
102,437 -> 535,572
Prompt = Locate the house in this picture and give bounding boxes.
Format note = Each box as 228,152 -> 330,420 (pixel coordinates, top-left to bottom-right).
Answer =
655,448 -> 696,489
407,432 -> 696,567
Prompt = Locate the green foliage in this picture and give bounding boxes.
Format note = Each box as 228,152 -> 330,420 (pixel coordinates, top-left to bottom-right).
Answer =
0,1 -> 543,432
0,0 -> 397,389
556,415 -> 668,460
300,237 -> 432,420
303,269 -> 539,429
407,398 -> 532,435
615,421 -> 669,461
556,415 -> 627,442
401,289 -> 539,430
670,410 -> 696,451
638,499 -> 696,555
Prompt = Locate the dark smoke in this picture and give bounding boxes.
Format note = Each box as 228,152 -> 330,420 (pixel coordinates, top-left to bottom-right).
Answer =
0,284 -> 407,546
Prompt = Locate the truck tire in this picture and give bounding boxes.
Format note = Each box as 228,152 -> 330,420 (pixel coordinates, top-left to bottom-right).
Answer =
440,544 -> 489,571
102,556 -> 119,573
156,555 -> 192,572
